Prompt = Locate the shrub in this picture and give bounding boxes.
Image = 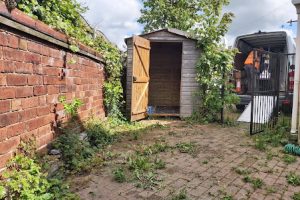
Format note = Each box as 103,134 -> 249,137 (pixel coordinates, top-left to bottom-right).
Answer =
0,154 -> 52,200
53,132 -> 94,171
85,119 -> 115,149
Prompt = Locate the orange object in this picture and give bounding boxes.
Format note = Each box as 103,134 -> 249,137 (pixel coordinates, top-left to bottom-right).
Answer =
236,79 -> 241,93
244,51 -> 260,70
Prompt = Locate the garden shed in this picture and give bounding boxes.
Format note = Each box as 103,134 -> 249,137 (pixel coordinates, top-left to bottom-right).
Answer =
125,28 -> 201,121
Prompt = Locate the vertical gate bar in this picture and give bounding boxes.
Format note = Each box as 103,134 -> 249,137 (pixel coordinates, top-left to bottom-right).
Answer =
275,55 -> 280,124
250,49 -> 256,135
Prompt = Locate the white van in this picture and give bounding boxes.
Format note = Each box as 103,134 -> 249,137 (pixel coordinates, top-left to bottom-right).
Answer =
233,31 -> 296,112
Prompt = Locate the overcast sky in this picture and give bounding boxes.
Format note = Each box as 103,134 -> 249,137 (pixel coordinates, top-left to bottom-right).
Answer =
79,0 -> 297,49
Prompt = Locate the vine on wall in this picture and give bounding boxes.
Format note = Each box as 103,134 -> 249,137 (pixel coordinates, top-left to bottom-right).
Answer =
17,0 -> 124,119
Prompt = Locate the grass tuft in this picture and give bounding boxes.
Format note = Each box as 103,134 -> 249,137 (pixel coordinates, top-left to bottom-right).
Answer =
287,172 -> 300,186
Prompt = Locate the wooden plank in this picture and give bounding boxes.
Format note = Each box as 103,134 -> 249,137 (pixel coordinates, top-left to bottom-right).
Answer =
126,38 -> 134,119
149,42 -> 182,108
180,40 -> 201,118
148,113 -> 180,117
130,36 -> 150,121
133,36 -> 151,49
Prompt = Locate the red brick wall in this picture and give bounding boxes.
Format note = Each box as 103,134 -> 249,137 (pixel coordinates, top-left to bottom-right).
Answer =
0,5 -> 105,168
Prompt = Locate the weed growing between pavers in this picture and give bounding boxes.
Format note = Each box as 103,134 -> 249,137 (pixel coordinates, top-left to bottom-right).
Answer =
135,171 -> 162,189
266,151 -> 279,160
176,142 -> 197,157
202,160 -> 209,164
154,157 -> 166,170
283,154 -> 297,164
170,188 -> 189,200
266,186 -> 276,194
222,195 -> 233,200
111,148 -> 166,189
128,155 -> 152,171
253,117 -> 290,152
232,167 -> 251,176
293,192 -> 300,200
113,167 -> 127,183
287,172 -> 300,186
243,176 -> 264,189
138,142 -> 170,156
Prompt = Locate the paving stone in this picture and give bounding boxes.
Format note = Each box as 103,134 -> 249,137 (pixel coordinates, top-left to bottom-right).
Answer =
72,121 -> 300,200
249,192 -> 266,200
187,185 -> 208,197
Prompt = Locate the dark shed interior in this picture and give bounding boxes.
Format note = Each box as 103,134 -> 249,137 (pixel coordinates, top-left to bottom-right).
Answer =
148,42 -> 182,114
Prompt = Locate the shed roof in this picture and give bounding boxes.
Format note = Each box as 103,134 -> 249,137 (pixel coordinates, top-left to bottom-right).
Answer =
125,28 -> 196,43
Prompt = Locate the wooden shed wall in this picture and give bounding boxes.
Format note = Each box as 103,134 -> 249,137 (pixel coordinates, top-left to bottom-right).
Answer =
126,30 -> 200,118
126,39 -> 134,119
149,42 -> 182,107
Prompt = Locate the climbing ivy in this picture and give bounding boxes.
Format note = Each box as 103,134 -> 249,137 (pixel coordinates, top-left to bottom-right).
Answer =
138,0 -> 239,122
17,0 -> 124,118
191,0 -> 239,122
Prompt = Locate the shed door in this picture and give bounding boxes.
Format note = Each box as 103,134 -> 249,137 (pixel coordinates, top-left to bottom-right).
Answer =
130,36 -> 151,121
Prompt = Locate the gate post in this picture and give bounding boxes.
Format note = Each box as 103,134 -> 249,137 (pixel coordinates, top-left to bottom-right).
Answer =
291,0 -> 300,143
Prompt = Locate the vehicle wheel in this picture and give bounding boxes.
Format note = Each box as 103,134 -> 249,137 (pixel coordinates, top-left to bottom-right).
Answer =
236,105 -> 245,111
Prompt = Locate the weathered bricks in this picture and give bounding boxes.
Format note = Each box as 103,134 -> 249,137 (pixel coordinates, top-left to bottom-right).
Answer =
7,74 -> 27,86
34,85 -> 47,96
0,1 -> 105,169
16,86 -> 33,98
0,100 -> 10,113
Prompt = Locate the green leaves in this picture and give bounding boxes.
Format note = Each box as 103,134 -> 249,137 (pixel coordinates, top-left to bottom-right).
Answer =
192,0 -> 238,122
17,0 -> 125,120
138,0 -> 237,122
1,154 -> 53,200
138,0 -> 200,33
59,96 -> 83,118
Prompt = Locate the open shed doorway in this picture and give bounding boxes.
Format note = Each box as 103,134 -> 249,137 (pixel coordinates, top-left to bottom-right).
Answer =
148,42 -> 182,116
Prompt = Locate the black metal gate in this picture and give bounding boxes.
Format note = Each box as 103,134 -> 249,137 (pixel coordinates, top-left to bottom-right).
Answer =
250,49 -> 281,135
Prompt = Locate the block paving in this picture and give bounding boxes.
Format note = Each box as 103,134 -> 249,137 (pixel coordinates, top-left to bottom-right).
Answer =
73,120 -> 300,200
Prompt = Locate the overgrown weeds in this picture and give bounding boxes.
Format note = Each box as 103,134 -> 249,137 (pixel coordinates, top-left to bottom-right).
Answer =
134,171 -> 161,189
113,167 -> 126,183
222,195 -> 233,200
111,145 -> 167,189
253,118 -> 290,151
283,154 -> 297,165
85,118 -> 115,148
170,188 -> 189,200
154,158 -> 166,169
176,142 -> 197,156
293,192 -> 300,200
0,141 -> 78,200
287,172 -> 300,186
233,167 -> 251,176
52,131 -> 95,172
243,176 -> 264,189
139,142 -> 170,156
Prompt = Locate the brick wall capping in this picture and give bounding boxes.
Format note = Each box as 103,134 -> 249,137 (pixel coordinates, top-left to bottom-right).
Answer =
0,3 -> 105,64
